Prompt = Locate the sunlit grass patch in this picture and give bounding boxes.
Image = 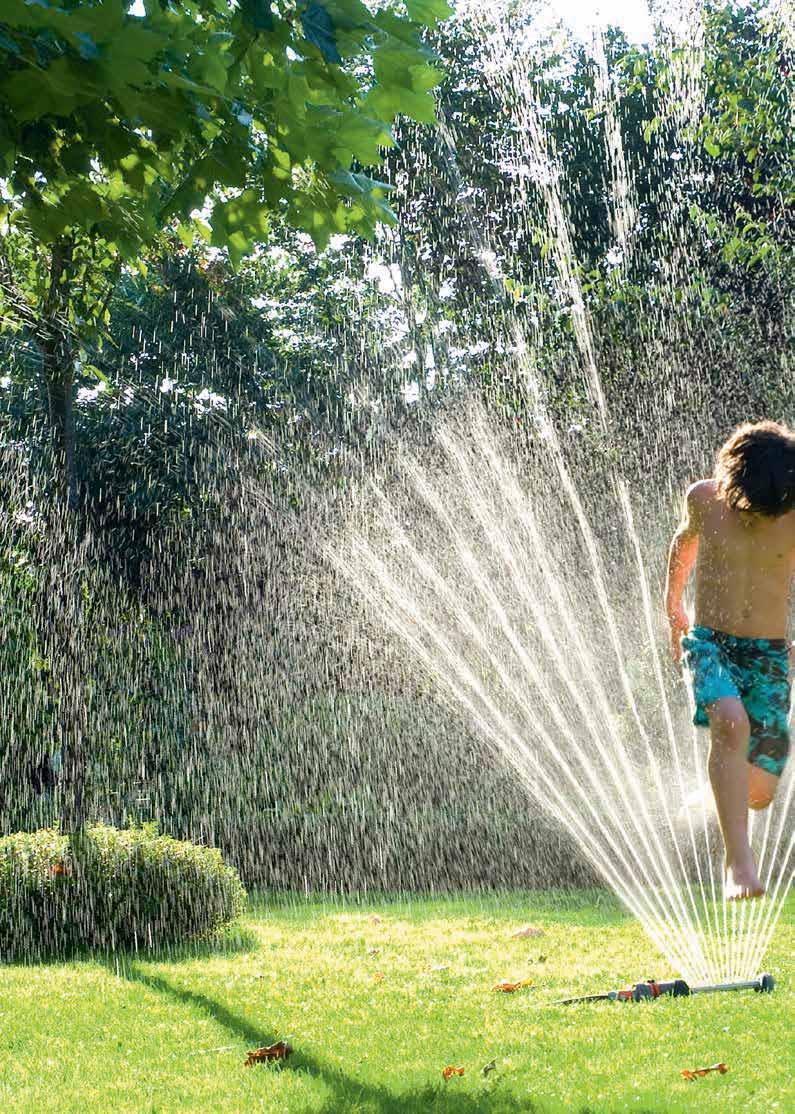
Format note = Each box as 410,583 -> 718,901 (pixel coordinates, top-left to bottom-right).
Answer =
0,891 -> 792,1113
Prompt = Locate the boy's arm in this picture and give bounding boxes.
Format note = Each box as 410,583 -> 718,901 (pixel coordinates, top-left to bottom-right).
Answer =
665,484 -> 702,663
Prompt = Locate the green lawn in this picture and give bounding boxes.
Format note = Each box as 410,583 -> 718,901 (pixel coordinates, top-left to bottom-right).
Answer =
1,891 -> 792,1113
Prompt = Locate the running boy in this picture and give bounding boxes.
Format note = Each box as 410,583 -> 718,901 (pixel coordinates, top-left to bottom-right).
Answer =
665,421 -> 795,900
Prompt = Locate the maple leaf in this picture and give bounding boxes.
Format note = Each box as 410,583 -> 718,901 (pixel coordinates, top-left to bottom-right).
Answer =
244,1041 -> 293,1067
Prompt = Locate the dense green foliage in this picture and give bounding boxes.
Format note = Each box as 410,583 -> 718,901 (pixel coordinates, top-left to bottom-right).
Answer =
0,0 -> 449,257
0,0 -> 449,513
0,823 -> 246,959
1,1 -> 793,878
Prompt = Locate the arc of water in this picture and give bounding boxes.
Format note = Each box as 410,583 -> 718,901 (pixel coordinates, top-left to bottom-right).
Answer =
742,775 -> 795,977
408,458 -> 704,965
592,28 -> 639,266
615,480 -> 725,981
381,453 -> 712,979
746,835 -> 794,979
345,527 -> 709,979
437,423 -> 713,975
738,697 -> 795,976
377,0 -> 790,977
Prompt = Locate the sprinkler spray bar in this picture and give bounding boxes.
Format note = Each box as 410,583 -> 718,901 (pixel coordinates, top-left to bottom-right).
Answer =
557,972 -> 774,1005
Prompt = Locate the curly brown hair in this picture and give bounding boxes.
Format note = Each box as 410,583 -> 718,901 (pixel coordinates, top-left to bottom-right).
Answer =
715,421 -> 795,516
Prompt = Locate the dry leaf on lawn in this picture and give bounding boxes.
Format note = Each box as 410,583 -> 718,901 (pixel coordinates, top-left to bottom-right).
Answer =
493,978 -> 533,992
442,1065 -> 465,1080
681,1063 -> 728,1081
244,1041 -> 292,1067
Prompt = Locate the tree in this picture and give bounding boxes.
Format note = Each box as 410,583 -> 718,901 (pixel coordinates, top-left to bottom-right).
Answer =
0,0 -> 450,507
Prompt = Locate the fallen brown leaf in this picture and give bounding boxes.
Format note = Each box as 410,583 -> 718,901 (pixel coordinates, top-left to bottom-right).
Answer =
244,1041 -> 292,1067
442,1065 -> 465,1080
370,915 -> 382,925
367,948 -> 380,957
493,978 -> 533,993
681,1063 -> 728,1081
511,926 -> 544,939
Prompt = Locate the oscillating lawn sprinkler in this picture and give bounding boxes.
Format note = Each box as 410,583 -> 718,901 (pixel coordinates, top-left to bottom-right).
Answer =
557,972 -> 774,1005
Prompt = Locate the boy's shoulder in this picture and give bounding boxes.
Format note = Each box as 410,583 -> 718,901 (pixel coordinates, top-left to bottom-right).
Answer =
686,478 -> 717,507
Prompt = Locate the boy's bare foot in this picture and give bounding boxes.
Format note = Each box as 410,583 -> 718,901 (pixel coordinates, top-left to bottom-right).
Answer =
725,858 -> 765,901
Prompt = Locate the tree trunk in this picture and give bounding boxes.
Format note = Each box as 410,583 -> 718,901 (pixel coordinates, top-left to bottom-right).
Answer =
44,352 -> 79,511
40,241 -> 79,512
36,241 -> 87,834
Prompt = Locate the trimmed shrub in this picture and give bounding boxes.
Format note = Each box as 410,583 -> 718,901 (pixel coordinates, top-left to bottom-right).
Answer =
0,823 -> 246,961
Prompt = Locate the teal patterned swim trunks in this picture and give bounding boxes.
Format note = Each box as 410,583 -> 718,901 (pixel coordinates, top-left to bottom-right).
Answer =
682,625 -> 791,777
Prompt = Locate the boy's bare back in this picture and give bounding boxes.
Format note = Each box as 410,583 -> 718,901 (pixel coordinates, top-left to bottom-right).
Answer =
684,478 -> 795,639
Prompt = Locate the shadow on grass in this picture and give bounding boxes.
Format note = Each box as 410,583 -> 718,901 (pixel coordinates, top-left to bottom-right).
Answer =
109,961 -> 607,1114
2,922 -> 259,968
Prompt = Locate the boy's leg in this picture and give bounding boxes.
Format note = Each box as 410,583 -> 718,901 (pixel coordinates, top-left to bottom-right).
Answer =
748,764 -> 778,811
706,696 -> 764,899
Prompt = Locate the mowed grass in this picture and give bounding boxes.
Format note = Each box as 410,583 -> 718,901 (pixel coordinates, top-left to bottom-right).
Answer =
1,890 -> 793,1113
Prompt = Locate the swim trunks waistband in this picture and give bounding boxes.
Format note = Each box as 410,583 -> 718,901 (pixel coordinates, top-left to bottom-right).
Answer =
690,624 -> 788,650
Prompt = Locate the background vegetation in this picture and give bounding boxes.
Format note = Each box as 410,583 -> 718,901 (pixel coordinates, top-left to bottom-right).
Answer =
0,0 -> 792,889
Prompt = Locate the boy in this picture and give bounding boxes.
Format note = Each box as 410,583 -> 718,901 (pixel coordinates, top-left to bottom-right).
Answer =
665,420 -> 795,900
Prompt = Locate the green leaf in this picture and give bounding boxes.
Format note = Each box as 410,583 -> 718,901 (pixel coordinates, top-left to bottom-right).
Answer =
642,117 -> 659,144
73,32 -> 100,60
704,135 -> 721,158
405,0 -> 453,25
301,3 -> 341,64
0,30 -> 22,55
329,168 -> 393,197
210,189 -> 270,266
176,222 -> 195,248
240,0 -> 274,33
331,112 -> 393,164
365,85 -> 437,125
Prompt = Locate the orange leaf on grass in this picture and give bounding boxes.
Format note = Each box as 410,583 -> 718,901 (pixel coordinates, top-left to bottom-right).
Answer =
244,1041 -> 292,1067
681,1063 -> 728,1081
442,1066 -> 465,1080
493,978 -> 533,992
